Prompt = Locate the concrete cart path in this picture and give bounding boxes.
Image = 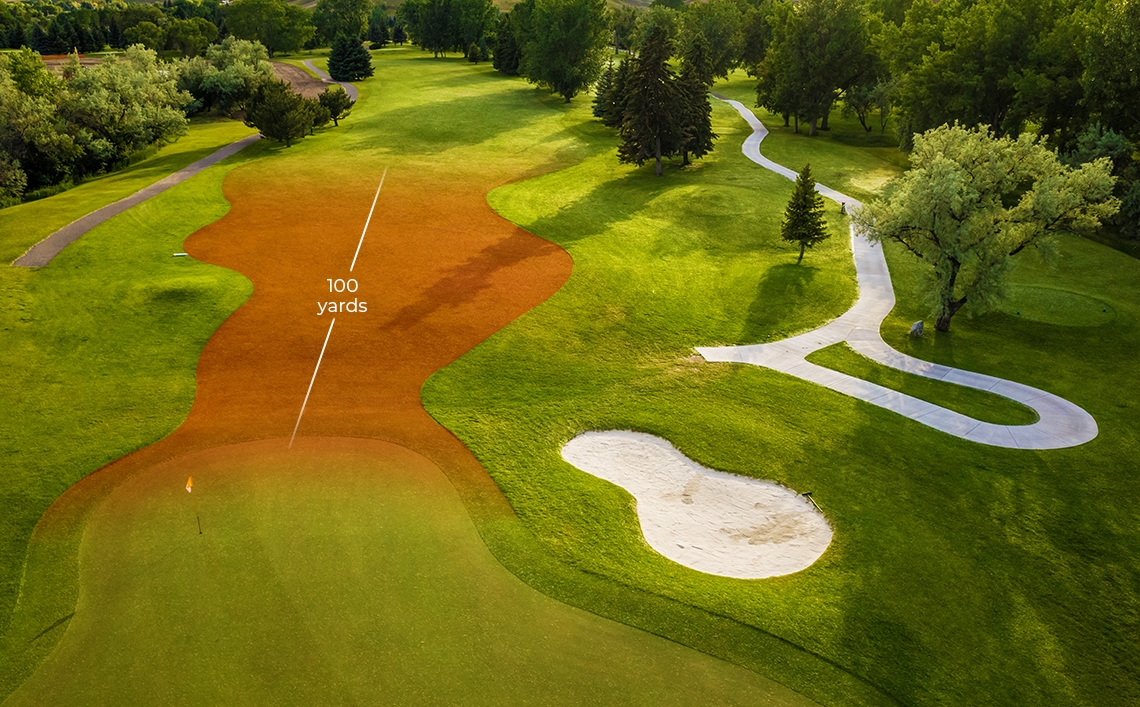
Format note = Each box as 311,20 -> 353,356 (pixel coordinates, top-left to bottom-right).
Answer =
302,59 -> 359,102
697,98 -> 1097,450
12,134 -> 262,268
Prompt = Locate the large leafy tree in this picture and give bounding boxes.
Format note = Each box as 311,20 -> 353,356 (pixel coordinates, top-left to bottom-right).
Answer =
313,0 -> 371,45
226,0 -> 314,57
176,37 -> 276,115
617,21 -> 680,175
854,124 -> 1119,332
522,0 -> 609,103
782,164 -> 829,263
756,0 -> 870,135
680,0 -> 742,80
59,47 -> 191,177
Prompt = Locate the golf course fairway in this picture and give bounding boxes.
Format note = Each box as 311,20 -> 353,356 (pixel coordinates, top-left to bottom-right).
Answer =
5,438 -> 811,706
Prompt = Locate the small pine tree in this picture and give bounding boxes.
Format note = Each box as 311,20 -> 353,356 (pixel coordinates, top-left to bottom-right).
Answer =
468,41 -> 481,63
318,85 -> 355,126
328,34 -> 374,82
782,164 -> 829,263
678,33 -> 716,166
244,81 -> 309,147
392,24 -> 406,45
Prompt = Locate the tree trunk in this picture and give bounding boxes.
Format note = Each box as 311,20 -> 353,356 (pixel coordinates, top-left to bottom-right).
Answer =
793,115 -> 799,133
782,114 -> 789,127
682,149 -> 690,166
797,243 -> 805,263
821,107 -> 831,131
564,95 -> 571,103
333,117 -> 339,126
285,136 -> 291,147
934,261 -> 965,331
809,117 -> 817,136
655,136 -> 662,176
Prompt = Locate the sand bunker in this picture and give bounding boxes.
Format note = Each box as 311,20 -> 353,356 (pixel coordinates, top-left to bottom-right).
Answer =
562,431 -> 832,579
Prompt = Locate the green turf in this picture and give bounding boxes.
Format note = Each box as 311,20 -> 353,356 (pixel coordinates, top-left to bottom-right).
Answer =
0,49 -> 839,705
3,441 -> 812,706
805,342 -> 1039,426
0,119 -> 257,265
0,128 -> 265,695
422,70 -> 1140,706
5,48 -> 1138,707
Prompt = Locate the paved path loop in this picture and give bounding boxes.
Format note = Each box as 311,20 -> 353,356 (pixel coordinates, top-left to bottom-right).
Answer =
697,98 -> 1097,450
11,135 -> 262,268
302,59 -> 359,102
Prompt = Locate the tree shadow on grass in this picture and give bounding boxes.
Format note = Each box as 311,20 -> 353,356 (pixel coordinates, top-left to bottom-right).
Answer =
377,227 -> 565,331
518,169 -> 676,247
741,262 -> 819,342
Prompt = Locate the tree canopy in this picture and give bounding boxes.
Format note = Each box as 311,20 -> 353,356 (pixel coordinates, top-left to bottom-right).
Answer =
227,0 -> 315,57
520,0 -> 610,102
854,124 -> 1119,331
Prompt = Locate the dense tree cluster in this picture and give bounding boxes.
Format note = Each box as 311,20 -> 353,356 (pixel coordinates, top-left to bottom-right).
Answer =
0,0 -> 228,57
591,9 -> 718,174
243,80 -> 353,146
395,0 -> 496,59
0,46 -> 190,203
491,0 -> 611,102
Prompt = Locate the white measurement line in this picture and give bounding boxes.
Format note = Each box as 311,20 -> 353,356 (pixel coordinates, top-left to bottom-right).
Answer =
349,168 -> 387,273
289,317 -> 336,449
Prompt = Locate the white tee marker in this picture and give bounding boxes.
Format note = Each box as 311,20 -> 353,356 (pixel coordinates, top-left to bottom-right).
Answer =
349,168 -> 387,273
289,317 -> 336,449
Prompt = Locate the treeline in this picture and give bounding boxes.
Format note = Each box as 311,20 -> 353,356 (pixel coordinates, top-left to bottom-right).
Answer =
0,0 -> 385,58
490,0 -> 1138,233
0,45 -> 190,204
593,14 -> 718,175
0,38 -> 354,205
395,0 -> 496,59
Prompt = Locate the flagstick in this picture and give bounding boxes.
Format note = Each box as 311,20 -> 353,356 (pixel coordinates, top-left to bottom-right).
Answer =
197,513 -> 203,535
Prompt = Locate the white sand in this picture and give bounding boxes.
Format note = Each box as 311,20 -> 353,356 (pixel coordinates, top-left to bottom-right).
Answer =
562,431 -> 831,579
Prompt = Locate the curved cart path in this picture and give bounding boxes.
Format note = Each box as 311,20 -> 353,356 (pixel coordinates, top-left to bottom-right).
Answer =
11,135 -> 262,268
302,59 -> 359,101
698,98 -> 1097,450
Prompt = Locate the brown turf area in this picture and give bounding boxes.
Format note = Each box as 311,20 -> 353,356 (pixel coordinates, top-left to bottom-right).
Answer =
34,149 -> 572,548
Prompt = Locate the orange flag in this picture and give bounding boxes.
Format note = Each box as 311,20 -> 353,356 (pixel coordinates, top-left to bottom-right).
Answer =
186,476 -> 193,493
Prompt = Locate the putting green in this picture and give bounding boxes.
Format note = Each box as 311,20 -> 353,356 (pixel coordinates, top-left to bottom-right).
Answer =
996,284 -> 1115,326
5,438 -> 815,706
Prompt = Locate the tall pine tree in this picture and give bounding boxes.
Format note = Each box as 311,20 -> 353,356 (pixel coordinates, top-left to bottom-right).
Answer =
592,59 -> 614,120
617,23 -> 680,176
328,33 -> 374,81
678,32 -> 716,166
781,164 -> 829,263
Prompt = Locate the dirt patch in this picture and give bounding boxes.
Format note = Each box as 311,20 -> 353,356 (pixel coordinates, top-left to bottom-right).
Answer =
273,62 -> 330,99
